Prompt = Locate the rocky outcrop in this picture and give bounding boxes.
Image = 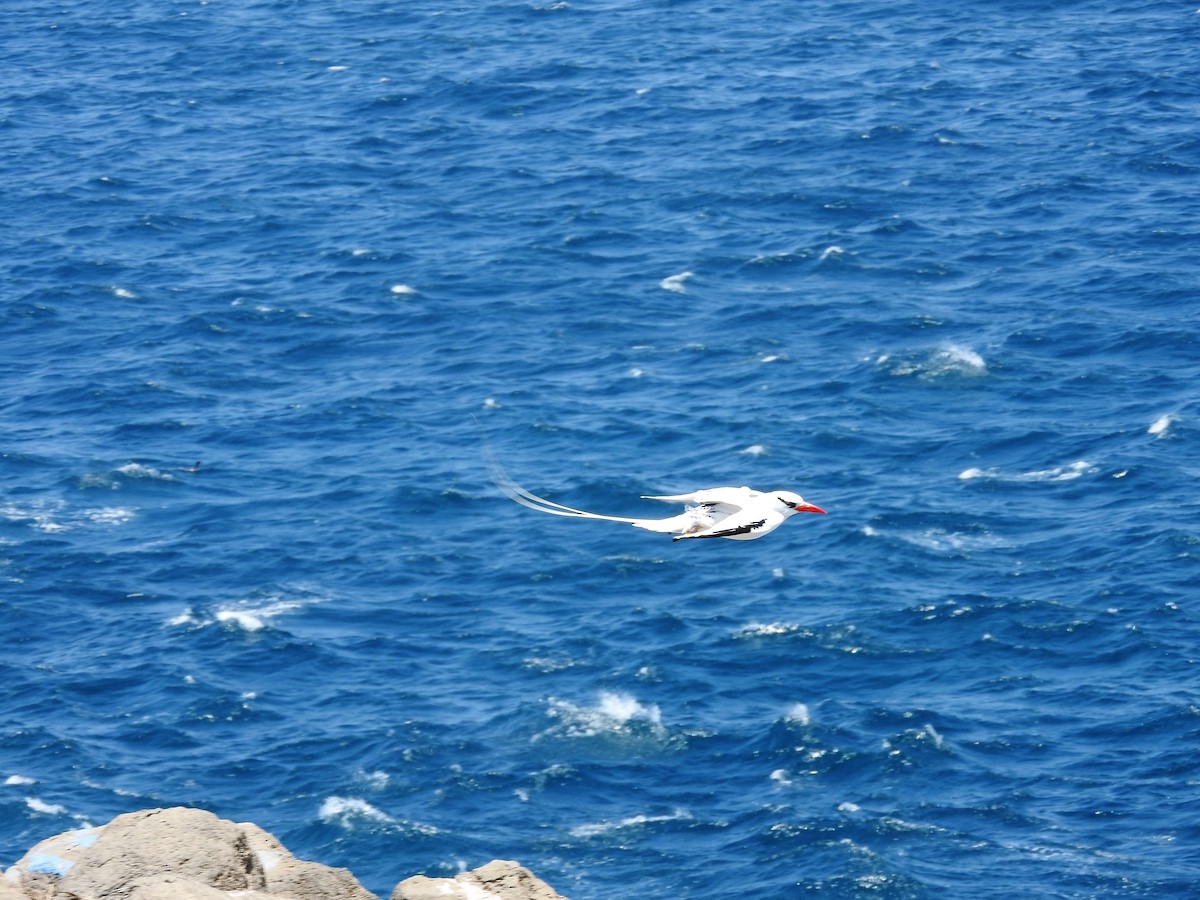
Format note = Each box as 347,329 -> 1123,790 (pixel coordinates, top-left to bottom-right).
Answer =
3,807 -> 372,900
392,860 -> 567,900
2,808 -> 567,900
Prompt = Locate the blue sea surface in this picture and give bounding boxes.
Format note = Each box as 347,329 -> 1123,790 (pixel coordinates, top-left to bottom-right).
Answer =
3,1 -> 1200,897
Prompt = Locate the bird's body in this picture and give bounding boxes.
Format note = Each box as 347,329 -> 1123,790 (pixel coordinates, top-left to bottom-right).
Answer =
492,469 -> 825,542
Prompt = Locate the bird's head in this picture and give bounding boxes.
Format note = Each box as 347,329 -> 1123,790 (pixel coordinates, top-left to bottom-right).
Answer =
775,490 -> 826,516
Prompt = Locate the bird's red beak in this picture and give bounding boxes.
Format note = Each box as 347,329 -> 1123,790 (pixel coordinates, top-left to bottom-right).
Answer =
796,502 -> 826,514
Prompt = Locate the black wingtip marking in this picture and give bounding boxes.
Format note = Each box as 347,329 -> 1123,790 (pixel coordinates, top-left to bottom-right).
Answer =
681,518 -> 768,540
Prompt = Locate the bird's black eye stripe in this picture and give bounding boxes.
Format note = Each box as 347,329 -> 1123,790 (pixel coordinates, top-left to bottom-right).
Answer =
778,496 -> 793,507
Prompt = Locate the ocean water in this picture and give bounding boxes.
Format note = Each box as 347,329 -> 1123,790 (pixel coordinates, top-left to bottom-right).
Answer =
3,1 -> 1199,897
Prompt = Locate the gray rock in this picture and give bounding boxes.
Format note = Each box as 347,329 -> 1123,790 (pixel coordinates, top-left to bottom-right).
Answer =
390,860 -> 567,900
4,807 -> 374,900
240,821 -> 374,900
0,873 -> 25,900
2,808 -> 566,900
117,875 -> 277,900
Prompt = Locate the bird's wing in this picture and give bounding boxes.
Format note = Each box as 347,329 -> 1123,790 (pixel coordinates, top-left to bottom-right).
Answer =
642,486 -> 753,517
673,507 -> 782,541
631,507 -> 718,534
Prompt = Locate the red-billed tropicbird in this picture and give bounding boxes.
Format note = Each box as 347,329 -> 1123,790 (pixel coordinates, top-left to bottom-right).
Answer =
492,465 -> 826,542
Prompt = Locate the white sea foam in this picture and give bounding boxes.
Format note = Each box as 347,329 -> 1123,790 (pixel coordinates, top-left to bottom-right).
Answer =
882,344 -> 987,379
597,691 -> 659,725
356,769 -> 390,789
5,775 -> 35,786
1148,413 -> 1175,436
216,609 -> 268,631
1021,460 -> 1095,481
959,460 -> 1096,482
733,621 -> 801,638
885,527 -> 1005,553
522,656 -> 586,673
318,796 -> 395,826
389,283 -> 416,295
740,444 -> 767,456
857,875 -> 892,889
0,502 -> 67,533
540,691 -> 665,740
117,462 -> 175,481
3,498 -> 138,532
84,507 -> 135,525
569,808 -> 691,838
659,271 -> 693,293
941,344 -> 985,370
818,245 -> 844,261
784,703 -> 811,726
25,797 -> 68,816
214,597 -> 304,632
167,608 -> 197,627
883,723 -> 945,753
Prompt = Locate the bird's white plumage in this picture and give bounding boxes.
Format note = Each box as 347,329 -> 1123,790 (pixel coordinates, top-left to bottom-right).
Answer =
488,457 -> 825,542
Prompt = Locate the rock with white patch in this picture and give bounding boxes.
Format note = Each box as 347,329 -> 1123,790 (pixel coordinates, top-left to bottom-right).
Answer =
390,860 -> 567,900
3,807 -> 373,900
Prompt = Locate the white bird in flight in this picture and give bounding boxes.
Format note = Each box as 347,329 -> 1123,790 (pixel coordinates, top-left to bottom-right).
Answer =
492,464 -> 826,542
